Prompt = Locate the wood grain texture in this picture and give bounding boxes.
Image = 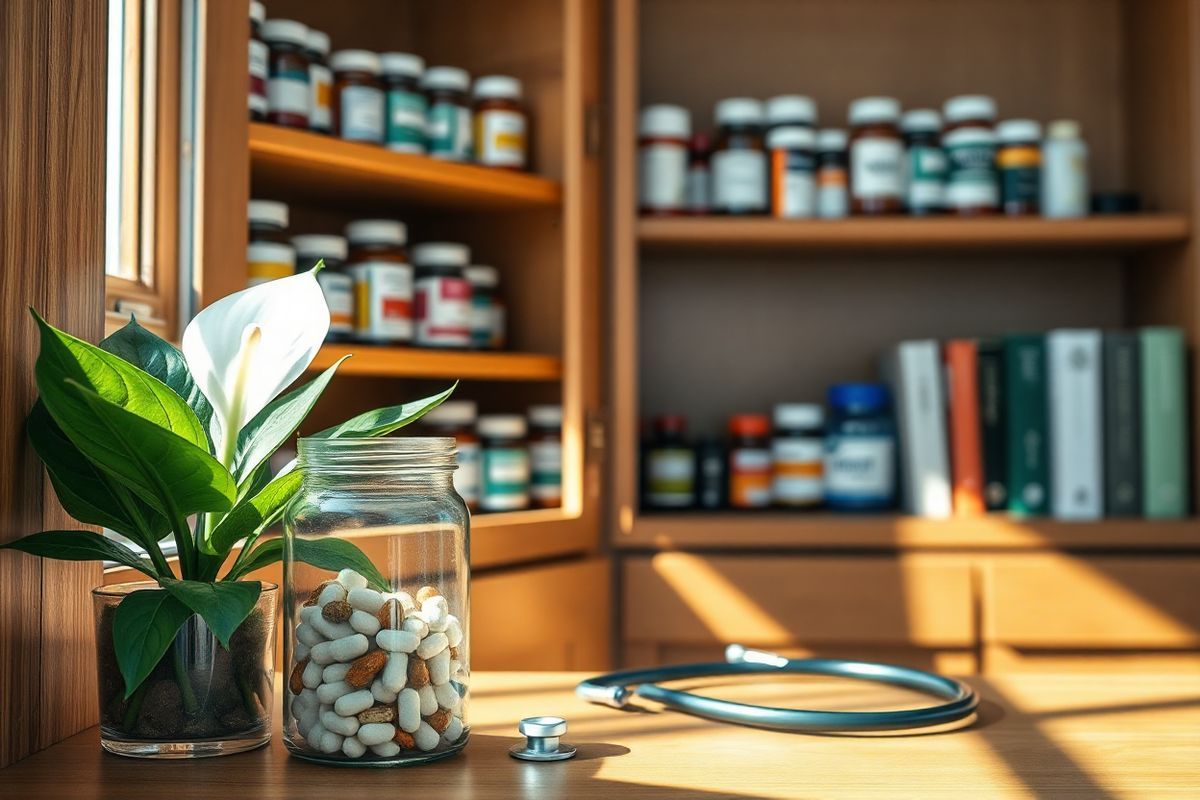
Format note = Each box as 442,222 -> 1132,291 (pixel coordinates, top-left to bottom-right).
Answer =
0,0 -> 106,767
307,345 -> 563,381
2,671 -> 1198,798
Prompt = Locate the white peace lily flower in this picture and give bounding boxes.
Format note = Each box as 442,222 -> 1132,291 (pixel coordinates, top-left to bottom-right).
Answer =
182,270 -> 330,467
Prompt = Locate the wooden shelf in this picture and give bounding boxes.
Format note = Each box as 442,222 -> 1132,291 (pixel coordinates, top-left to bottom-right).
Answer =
618,513 -> 1200,551
638,214 -> 1191,252
249,123 -> 562,210
308,344 -> 562,381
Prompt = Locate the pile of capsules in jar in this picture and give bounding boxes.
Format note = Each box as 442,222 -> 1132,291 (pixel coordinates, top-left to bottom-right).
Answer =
246,200 -> 507,352
288,569 -> 466,761
637,93 -> 1116,220
250,2 -> 528,170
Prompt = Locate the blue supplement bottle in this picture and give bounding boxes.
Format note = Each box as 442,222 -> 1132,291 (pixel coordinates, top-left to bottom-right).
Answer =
823,383 -> 898,511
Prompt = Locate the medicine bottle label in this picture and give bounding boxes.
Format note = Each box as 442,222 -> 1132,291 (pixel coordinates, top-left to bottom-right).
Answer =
712,149 -> 767,212
428,102 -> 472,160
850,137 -> 903,200
771,437 -> 823,505
350,261 -> 413,342
945,138 -> 998,209
529,440 -> 563,503
316,271 -> 354,334
414,275 -> 472,348
639,143 -> 688,211
340,85 -> 384,143
481,447 -> 530,511
309,64 -> 332,131
998,145 -> 1040,210
817,166 -> 849,218
771,150 -> 816,218
476,109 -> 526,167
249,40 -> 269,114
646,448 -> 695,507
386,89 -> 427,152
455,440 -> 481,506
824,436 -> 894,501
247,257 -> 293,287
729,447 -> 771,508
469,294 -> 493,348
268,66 -> 309,117
905,146 -> 946,210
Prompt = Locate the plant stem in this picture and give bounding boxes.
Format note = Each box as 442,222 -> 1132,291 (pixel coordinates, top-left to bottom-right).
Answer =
236,672 -> 262,718
171,638 -> 199,715
111,483 -> 173,578
122,680 -> 149,731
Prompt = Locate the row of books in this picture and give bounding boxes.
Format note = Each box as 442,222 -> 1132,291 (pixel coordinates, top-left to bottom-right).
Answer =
885,328 -> 1189,519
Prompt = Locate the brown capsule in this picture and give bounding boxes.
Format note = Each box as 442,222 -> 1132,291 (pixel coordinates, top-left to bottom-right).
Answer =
449,646 -> 459,660
346,649 -> 388,688
393,729 -> 415,748
288,658 -> 307,694
425,708 -> 451,733
376,597 -> 399,630
306,580 -> 334,606
322,599 -> 353,623
357,704 -> 396,724
408,656 -> 430,688
415,585 -> 440,604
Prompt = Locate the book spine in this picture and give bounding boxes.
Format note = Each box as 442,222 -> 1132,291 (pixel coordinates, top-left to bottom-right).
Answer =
1103,331 -> 1142,516
1140,327 -> 1188,518
889,340 -> 952,518
977,339 -> 1008,510
1047,329 -> 1103,520
1004,334 -> 1050,515
944,339 -> 985,515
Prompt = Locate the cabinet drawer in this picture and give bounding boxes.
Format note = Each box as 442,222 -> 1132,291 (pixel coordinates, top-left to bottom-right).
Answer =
983,555 -> 1200,648
623,553 -> 974,648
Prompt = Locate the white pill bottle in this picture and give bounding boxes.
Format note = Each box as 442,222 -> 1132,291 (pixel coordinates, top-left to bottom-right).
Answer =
284,436 -> 469,765
1041,119 -> 1089,218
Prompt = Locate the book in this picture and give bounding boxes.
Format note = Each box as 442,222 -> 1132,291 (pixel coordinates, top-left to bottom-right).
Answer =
883,340 -> 952,518
1003,334 -> 1050,515
944,340 -> 985,515
1047,329 -> 1103,520
977,339 -> 1008,510
1140,327 -> 1188,518
1103,331 -> 1142,516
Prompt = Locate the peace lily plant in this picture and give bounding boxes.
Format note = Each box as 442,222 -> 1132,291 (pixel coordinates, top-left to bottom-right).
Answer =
3,268 -> 451,713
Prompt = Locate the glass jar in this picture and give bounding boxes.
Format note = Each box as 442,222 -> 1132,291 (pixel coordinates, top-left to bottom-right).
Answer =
997,119 -> 1042,215
767,125 -> 816,218
283,437 -> 470,766
382,52 -> 427,154
711,98 -> 768,215
331,50 -> 385,144
292,234 -> 353,341
423,66 -> 473,161
942,95 -> 999,214
345,219 -> 412,344
473,75 -> 528,170
306,29 -> 333,134
411,242 -> 473,349
901,109 -> 946,215
422,400 -> 481,511
94,582 -> 277,757
478,414 -> 530,512
848,96 -> 904,215
638,104 -> 691,215
643,414 -> 695,509
262,19 -> 311,129
1042,119 -> 1089,218
248,1 -> 268,121
823,383 -> 897,511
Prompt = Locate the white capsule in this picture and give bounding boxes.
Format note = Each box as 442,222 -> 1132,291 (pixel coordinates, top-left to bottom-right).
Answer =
330,633 -> 370,662
376,629 -> 420,653
323,663 -> 352,683
414,721 -> 440,752
445,615 -> 463,647
292,688 -> 317,714
419,596 -> 449,632
357,722 -> 397,746
318,581 -> 347,607
397,688 -> 421,733
307,607 -> 354,641
306,721 -> 327,750
342,735 -> 367,758
337,569 -> 368,591
433,682 -> 461,710
309,640 -> 335,665
416,632 -> 449,660
381,652 -> 408,693
350,609 -> 382,636
302,658 -> 324,689
296,623 -> 323,648
427,648 -> 451,685
401,616 -> 428,638
395,591 -> 416,614
296,703 -> 319,737
334,688 -> 375,717
371,677 -> 398,704
319,730 -> 344,754
321,709 -> 360,737
316,680 -> 354,705
294,640 -> 311,662
371,741 -> 402,757
418,683 -> 438,716
442,715 -> 464,743
347,587 -> 385,613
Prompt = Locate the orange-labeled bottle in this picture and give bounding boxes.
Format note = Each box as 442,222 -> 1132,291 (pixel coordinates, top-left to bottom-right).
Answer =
728,413 -> 772,509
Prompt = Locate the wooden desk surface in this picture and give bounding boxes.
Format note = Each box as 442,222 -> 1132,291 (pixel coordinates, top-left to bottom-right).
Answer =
2,671 -> 1197,799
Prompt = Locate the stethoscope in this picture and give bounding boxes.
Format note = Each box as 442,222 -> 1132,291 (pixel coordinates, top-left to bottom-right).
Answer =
576,644 -> 979,733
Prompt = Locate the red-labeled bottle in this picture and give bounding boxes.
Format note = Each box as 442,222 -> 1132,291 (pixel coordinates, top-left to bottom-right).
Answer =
728,413 -> 771,509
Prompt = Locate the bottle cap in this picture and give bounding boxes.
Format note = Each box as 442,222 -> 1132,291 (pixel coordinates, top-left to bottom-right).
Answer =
997,119 -> 1042,143
901,109 -> 942,133
412,242 -> 470,267
465,265 -> 499,287
474,75 -> 522,100
290,234 -> 348,262
478,414 -> 527,438
828,383 -> 890,414
714,98 -> 764,127
639,105 -> 691,139
766,125 -> 816,150
816,128 -> 848,151
261,19 -> 309,46
766,95 -> 817,127
423,400 -> 478,426
942,126 -> 997,146
728,413 -> 770,438
848,97 -> 901,126
654,414 -> 687,435
528,405 -> 563,427
773,403 -> 824,430
330,50 -> 381,75
1047,119 -> 1082,139
305,29 -> 330,56
421,66 -> 471,92
248,199 -> 288,229
943,95 -> 997,124
250,1 -> 265,24
247,241 -> 295,266
381,52 -> 425,78
345,219 -> 407,246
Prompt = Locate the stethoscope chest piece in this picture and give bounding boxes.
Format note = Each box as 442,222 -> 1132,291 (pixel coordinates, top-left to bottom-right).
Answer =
508,716 -> 577,762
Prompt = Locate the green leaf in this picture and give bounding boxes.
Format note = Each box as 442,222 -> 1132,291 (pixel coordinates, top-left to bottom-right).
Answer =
66,380 -> 236,516
226,536 -> 387,590
204,470 -> 303,557
0,531 -> 157,577
26,401 -> 170,542
312,384 -> 456,440
231,358 -> 349,485
225,537 -> 282,581
159,579 -> 262,648
100,318 -> 214,435
113,589 -> 193,698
